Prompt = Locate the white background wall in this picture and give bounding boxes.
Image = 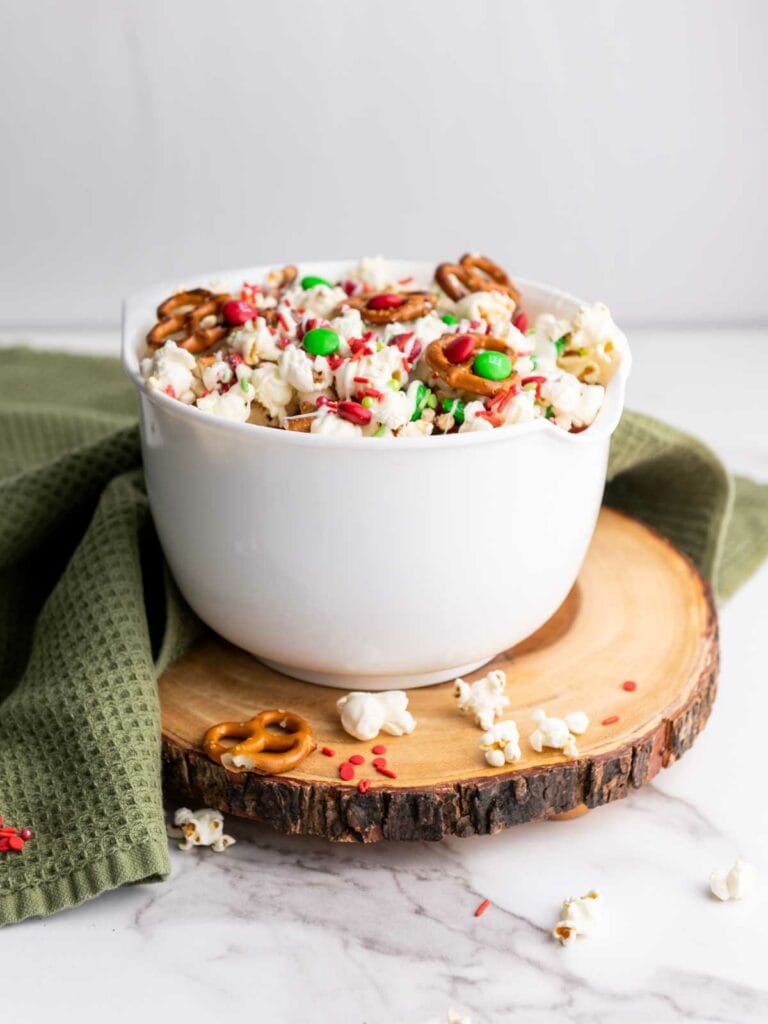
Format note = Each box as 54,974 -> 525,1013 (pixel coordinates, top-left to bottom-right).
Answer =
1,0 -> 766,328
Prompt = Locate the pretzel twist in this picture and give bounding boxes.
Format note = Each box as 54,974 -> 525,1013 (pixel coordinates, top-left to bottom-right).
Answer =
265,264 -> 298,292
338,291 -> 437,325
147,289 -> 231,353
203,709 -> 316,775
435,254 -> 520,305
425,332 -> 518,398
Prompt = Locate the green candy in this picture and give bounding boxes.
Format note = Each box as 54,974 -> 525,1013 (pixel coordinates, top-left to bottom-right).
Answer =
473,350 -> 512,381
301,274 -> 333,291
303,327 -> 340,357
411,383 -> 434,421
441,397 -> 465,424
441,313 -> 459,325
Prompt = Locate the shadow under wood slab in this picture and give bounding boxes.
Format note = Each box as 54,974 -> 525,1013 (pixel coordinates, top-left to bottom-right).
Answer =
159,509 -> 718,843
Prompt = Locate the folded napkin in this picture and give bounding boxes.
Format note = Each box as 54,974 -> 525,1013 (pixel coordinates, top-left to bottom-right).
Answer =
1,347 -> 766,927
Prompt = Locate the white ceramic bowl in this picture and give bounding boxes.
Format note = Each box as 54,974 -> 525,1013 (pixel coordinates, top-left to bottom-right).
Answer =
123,260 -> 631,689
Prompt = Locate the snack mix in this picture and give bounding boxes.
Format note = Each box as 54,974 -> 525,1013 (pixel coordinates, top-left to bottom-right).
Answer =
141,254 -> 624,438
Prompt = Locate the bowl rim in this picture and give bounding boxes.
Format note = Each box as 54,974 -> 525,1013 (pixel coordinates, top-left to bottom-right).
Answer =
122,258 -> 632,451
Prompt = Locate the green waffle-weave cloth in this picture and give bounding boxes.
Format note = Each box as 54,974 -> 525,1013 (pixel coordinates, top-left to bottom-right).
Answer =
0,347 -> 766,927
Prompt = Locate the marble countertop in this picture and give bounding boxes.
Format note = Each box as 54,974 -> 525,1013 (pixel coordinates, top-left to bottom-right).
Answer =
2,327 -> 767,1024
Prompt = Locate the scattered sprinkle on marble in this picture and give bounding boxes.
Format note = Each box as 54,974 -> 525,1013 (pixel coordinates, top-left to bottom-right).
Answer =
601,715 -> 620,725
474,898 -> 491,918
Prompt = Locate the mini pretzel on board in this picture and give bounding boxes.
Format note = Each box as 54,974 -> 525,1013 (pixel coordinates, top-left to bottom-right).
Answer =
203,709 -> 316,774
435,253 -> 520,305
425,332 -> 517,397
339,291 -> 437,325
147,289 -> 232,354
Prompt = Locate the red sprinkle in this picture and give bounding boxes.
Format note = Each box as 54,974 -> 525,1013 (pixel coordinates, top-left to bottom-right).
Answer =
339,762 -> 355,781
337,400 -> 373,426
0,826 -> 17,836
444,334 -> 475,364
327,353 -> 345,371
622,680 -> 638,692
342,279 -> 359,297
357,779 -> 370,794
372,756 -> 387,769
222,299 -> 257,325
277,312 -> 292,333
521,375 -> 547,387
321,746 -> 336,757
349,754 -> 365,765
371,744 -> 386,755
163,384 -> 176,399
377,767 -> 397,779
353,376 -> 369,384
474,898 -> 491,918
7,835 -> 24,852
367,293 -> 406,311
602,715 -> 620,726
513,311 -> 528,333
20,828 -> 33,841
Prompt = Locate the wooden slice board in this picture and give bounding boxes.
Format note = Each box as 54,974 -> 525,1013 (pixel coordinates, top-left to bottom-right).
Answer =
159,508 -> 718,843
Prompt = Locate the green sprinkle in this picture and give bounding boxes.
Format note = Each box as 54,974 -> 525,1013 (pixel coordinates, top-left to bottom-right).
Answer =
441,397 -> 465,424
387,378 -> 401,391
361,396 -> 375,408
303,327 -> 340,357
411,383 -> 434,421
426,393 -> 437,409
545,405 -> 555,420
578,347 -> 588,356
529,354 -> 538,370
473,350 -> 512,381
374,424 -> 387,437
377,341 -> 384,351
301,274 -> 333,290
554,336 -> 567,357
239,376 -> 249,393
441,313 -> 459,325
525,327 -> 537,336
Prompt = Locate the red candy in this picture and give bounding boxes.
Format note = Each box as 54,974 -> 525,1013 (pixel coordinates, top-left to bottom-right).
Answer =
321,746 -> 335,757
349,754 -> 365,765
20,828 -> 33,841
444,335 -> 475,364
339,762 -> 355,781
371,744 -> 386,755
513,311 -> 528,333
8,835 -> 24,852
337,401 -> 373,426
0,838 -> 9,852
372,757 -> 387,769
367,293 -> 406,311
377,767 -> 397,779
357,779 -> 370,794
222,299 -> 257,325
622,680 -> 637,692
602,715 -> 620,726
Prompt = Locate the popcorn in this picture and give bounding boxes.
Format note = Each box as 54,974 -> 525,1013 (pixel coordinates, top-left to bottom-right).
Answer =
709,859 -> 757,901
142,258 -> 623,441
168,807 -> 235,853
141,341 -> 197,404
552,889 -> 601,944
454,669 -> 510,730
480,720 -> 521,767
529,708 -> 589,758
337,691 -> 416,741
